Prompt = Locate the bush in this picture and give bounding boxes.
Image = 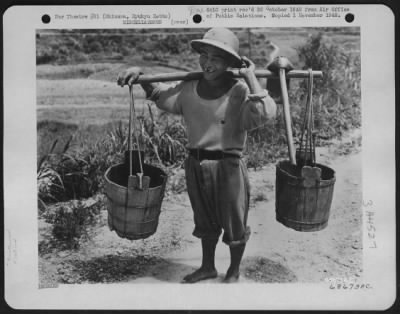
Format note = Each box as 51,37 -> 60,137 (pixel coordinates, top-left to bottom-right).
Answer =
42,197 -> 103,249
37,112 -> 188,204
71,52 -> 90,63
136,105 -> 187,166
292,32 -> 361,140
157,35 -> 187,54
37,136 -> 73,206
36,46 -> 57,64
244,119 -> 288,170
86,41 -> 103,54
37,122 -> 128,204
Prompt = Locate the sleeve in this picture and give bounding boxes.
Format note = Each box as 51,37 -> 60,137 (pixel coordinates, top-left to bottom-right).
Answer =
239,86 -> 277,131
148,81 -> 185,115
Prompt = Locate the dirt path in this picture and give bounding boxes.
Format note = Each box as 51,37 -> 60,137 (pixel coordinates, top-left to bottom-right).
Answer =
39,136 -> 362,287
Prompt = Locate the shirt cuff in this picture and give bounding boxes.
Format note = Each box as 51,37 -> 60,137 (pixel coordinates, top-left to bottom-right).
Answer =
147,86 -> 161,101
247,89 -> 269,101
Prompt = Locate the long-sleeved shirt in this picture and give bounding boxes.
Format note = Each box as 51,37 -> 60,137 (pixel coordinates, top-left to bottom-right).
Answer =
150,79 -> 276,156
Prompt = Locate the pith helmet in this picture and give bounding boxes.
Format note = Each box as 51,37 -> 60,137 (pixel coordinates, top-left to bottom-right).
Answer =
191,28 -> 242,67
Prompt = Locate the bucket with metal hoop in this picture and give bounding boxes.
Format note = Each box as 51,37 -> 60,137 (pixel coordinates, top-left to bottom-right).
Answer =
104,86 -> 167,240
275,160 -> 335,231
270,62 -> 336,232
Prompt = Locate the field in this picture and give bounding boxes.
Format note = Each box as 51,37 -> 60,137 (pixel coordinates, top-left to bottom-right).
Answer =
37,27 -> 362,287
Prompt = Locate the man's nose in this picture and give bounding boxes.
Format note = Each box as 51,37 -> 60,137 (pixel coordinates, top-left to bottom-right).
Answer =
204,58 -> 213,68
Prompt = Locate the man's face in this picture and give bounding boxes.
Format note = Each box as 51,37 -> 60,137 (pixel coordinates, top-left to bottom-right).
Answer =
198,45 -> 232,81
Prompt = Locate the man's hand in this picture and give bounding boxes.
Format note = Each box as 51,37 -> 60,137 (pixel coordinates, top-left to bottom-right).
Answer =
239,56 -> 256,75
266,56 -> 293,102
116,67 -> 143,86
238,56 -> 263,94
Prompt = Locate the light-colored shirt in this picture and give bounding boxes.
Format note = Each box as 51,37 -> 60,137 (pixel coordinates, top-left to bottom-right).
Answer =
150,80 -> 276,156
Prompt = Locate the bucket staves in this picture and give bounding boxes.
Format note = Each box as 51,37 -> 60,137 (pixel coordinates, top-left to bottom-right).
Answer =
104,163 -> 167,240
275,160 -> 336,232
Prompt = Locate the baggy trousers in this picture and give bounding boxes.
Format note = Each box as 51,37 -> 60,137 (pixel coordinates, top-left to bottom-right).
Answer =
184,155 -> 251,247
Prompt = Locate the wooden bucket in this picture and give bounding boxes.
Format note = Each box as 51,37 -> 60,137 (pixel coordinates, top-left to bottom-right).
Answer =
104,163 -> 167,240
275,160 -> 335,232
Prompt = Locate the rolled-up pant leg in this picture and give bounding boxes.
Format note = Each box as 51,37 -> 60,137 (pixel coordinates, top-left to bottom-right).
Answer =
217,157 -> 251,247
184,155 -> 251,247
185,156 -> 221,240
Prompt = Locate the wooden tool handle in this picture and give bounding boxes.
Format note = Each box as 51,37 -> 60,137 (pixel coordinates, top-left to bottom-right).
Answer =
279,68 -> 297,166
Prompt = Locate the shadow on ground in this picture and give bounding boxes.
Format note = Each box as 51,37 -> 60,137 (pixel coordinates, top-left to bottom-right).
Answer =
57,254 -> 165,284
56,254 -> 297,284
242,256 -> 298,283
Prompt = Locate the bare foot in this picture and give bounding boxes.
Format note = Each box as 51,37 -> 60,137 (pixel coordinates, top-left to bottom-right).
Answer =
223,269 -> 240,283
182,267 -> 218,283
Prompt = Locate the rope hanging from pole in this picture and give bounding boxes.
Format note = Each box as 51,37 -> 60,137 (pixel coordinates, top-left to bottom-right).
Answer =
128,85 -> 144,177
298,68 -> 315,167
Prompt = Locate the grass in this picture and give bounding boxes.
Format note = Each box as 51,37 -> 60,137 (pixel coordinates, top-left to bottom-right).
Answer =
36,78 -> 135,107
37,106 -> 188,203
36,63 -> 121,80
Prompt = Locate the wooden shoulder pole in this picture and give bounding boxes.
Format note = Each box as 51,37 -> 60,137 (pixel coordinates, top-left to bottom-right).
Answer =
133,69 -> 322,84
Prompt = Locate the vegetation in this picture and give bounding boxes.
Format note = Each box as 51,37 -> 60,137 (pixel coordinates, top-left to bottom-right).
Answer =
292,32 -> 361,140
37,28 -> 361,208
37,109 -> 187,203
40,197 -> 103,249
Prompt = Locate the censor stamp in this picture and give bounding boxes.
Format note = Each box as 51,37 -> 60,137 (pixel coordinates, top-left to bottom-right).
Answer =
3,3 -> 396,312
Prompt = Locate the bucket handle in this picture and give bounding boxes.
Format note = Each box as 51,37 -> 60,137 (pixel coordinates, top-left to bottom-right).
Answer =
128,85 -> 145,179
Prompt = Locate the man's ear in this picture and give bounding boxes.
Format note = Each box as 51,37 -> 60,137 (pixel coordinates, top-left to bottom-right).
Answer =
227,56 -> 236,68
230,57 -> 244,69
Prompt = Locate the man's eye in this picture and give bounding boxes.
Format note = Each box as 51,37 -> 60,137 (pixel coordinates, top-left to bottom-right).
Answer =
211,57 -> 223,63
